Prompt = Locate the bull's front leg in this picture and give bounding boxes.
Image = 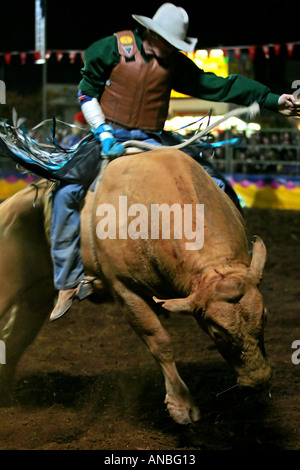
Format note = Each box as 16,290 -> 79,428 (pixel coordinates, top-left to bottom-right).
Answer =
114,285 -> 200,425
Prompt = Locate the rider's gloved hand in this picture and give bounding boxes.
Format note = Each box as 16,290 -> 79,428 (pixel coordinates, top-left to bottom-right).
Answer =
93,123 -> 124,157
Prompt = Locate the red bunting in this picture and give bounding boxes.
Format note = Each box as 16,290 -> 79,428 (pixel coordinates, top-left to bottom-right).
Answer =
286,42 -> 294,56
19,52 -> 27,64
234,47 -> 241,61
69,51 -> 77,63
262,45 -> 270,59
56,50 -> 64,61
248,46 -> 256,60
0,42 -> 299,65
33,51 -> 41,63
221,48 -> 228,58
3,53 -> 12,65
273,44 -> 281,56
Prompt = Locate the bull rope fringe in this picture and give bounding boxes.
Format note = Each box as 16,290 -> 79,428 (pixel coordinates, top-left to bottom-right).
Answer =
88,102 -> 260,278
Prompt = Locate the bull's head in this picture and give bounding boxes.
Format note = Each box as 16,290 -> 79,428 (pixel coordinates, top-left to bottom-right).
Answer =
153,236 -> 272,389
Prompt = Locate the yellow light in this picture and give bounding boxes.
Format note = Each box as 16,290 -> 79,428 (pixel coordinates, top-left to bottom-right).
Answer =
248,123 -> 261,132
209,49 -> 224,58
165,116 -> 204,134
194,58 -> 204,68
165,115 -> 262,136
193,50 -> 208,59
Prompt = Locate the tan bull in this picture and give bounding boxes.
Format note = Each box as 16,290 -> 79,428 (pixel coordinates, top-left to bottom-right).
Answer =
0,148 -> 271,424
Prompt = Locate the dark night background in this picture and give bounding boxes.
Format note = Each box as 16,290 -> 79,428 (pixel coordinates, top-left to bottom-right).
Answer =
0,1 -> 299,100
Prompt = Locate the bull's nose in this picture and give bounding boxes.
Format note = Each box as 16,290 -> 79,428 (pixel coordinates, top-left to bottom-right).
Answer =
237,364 -> 273,389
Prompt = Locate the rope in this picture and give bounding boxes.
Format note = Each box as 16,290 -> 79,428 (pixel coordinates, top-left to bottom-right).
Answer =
88,156 -> 110,278
121,102 -> 260,153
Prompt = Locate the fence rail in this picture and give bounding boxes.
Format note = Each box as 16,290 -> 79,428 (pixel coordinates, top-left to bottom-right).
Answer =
208,127 -> 300,176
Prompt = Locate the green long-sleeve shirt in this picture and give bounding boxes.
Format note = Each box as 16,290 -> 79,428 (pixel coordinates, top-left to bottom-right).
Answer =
79,30 -> 280,113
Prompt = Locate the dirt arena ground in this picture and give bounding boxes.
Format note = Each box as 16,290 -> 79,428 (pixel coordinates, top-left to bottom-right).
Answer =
0,208 -> 299,451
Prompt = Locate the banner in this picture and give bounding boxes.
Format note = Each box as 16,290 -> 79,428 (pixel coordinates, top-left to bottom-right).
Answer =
1,172 -> 300,209
228,174 -> 300,210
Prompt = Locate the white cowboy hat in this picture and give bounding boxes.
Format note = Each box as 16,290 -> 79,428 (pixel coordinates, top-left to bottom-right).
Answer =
132,3 -> 198,53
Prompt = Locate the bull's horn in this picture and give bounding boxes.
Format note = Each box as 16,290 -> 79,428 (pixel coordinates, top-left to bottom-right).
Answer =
153,296 -> 195,315
249,236 -> 267,283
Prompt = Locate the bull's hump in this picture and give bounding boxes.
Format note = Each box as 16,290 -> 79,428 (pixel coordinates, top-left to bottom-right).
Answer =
102,149 -> 208,199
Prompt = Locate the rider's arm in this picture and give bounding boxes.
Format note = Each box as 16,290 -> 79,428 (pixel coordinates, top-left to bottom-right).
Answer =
77,36 -> 124,156
78,36 -> 124,156
78,94 -> 105,129
78,35 -> 119,99
172,52 -> 280,112
78,35 -> 118,129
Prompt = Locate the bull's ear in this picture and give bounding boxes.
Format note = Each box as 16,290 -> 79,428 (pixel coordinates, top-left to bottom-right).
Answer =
249,236 -> 267,284
153,296 -> 195,315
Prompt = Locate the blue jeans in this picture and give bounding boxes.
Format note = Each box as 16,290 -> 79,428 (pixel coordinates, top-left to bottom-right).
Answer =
50,183 -> 86,290
113,128 -> 162,146
50,129 -> 159,290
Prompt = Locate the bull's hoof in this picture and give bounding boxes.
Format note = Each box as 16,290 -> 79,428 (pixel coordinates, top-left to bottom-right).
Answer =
165,394 -> 200,425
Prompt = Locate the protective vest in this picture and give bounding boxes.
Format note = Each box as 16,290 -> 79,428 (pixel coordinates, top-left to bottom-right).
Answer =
100,31 -> 174,131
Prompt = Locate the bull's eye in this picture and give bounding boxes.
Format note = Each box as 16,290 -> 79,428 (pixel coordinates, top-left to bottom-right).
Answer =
210,328 -> 224,341
207,320 -> 229,343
